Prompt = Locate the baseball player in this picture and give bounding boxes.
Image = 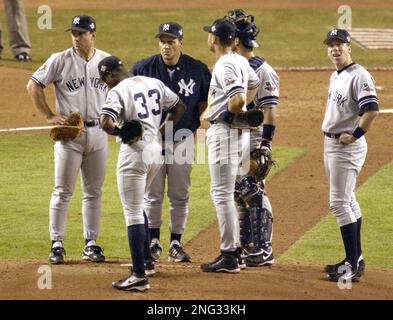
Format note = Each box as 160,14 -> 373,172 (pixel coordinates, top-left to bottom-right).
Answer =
322,29 -> 379,282
131,22 -> 211,263
0,0 -> 32,61
99,56 -> 185,292
26,15 -> 110,264
228,9 -> 279,267
200,18 -> 260,273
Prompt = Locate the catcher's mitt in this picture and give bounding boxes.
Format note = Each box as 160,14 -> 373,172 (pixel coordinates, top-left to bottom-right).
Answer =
118,120 -> 143,145
49,112 -> 84,142
248,142 -> 274,179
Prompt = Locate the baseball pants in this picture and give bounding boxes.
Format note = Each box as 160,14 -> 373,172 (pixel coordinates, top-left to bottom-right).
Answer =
49,127 -> 108,241
117,137 -> 163,227
207,123 -> 250,252
324,136 -> 367,227
144,138 -> 193,235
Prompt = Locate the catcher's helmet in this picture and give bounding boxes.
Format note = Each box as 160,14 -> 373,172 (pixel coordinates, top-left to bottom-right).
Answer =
236,21 -> 260,48
226,9 -> 254,24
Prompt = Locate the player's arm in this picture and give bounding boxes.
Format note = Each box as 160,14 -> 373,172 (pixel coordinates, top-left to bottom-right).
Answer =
339,110 -> 379,145
99,114 -> 119,136
160,100 -> 186,135
228,92 -> 246,113
26,79 -> 67,125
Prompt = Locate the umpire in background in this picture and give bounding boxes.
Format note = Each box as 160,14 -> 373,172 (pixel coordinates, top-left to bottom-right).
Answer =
131,22 -> 211,262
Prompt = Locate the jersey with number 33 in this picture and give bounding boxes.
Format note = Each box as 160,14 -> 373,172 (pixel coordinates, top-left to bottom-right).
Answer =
101,76 -> 180,136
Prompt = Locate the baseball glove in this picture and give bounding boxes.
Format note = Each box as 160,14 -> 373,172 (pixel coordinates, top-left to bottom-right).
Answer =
118,120 -> 143,145
49,112 -> 84,142
248,142 -> 274,179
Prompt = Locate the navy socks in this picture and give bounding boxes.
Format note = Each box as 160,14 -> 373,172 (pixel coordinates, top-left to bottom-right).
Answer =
340,222 -> 358,269
127,224 -> 145,277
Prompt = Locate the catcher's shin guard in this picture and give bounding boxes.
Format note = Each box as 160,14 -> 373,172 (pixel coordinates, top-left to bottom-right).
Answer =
237,204 -> 252,248
239,176 -> 261,208
250,205 -> 273,250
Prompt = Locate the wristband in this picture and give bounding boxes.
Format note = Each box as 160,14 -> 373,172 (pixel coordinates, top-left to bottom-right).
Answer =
352,127 -> 366,139
262,124 -> 276,141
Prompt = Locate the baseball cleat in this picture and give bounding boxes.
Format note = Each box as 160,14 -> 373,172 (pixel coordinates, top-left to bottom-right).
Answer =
325,259 -> 365,276
49,246 -> 66,264
112,274 -> 150,292
327,263 -> 362,283
149,238 -> 162,262
201,254 -> 240,273
15,52 -> 31,62
82,242 -> 105,263
168,240 -> 191,262
245,249 -> 274,267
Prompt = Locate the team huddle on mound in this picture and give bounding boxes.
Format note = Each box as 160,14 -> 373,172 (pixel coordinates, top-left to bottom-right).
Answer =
26,8 -> 378,292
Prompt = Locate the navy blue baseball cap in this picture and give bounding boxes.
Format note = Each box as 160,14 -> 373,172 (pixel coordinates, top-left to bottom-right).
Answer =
203,18 -> 236,41
324,28 -> 351,44
155,22 -> 184,39
236,21 -> 260,48
98,56 -> 123,79
66,15 -> 96,32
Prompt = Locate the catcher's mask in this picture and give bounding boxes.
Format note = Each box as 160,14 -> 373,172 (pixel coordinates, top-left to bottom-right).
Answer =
236,21 -> 260,48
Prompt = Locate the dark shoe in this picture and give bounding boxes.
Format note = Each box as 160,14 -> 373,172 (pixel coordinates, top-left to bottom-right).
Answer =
82,243 -> 105,262
112,274 -> 149,291
327,263 -> 362,282
201,254 -> 240,273
325,259 -> 365,276
15,53 -> 31,62
150,238 -> 162,261
168,240 -> 191,262
245,248 -> 274,267
49,246 -> 66,264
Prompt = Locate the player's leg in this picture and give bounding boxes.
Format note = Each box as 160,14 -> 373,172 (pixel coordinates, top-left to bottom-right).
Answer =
201,125 -> 241,273
143,165 -> 166,260
166,157 -> 192,262
113,144 -> 149,291
79,139 -> 108,262
324,138 -> 367,280
49,142 -> 83,263
3,0 -> 31,59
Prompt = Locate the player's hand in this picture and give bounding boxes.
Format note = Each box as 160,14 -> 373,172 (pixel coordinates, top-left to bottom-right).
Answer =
339,132 -> 356,145
47,114 -> 67,125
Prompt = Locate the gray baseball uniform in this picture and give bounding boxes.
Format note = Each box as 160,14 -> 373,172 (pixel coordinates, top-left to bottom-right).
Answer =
0,0 -> 31,58
322,63 -> 378,227
31,47 -> 110,242
204,52 -> 260,252
101,76 -> 180,227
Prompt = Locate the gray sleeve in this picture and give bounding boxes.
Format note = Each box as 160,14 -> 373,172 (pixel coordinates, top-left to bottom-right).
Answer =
100,88 -> 124,122
30,53 -> 62,88
353,70 -> 378,110
254,65 -> 280,108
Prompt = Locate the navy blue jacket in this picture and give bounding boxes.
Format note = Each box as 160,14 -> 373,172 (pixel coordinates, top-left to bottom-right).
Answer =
131,54 -> 211,136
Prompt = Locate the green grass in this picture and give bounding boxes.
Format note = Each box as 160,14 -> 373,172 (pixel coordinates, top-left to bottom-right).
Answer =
0,8 -> 392,69
279,160 -> 393,269
0,134 -> 303,259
